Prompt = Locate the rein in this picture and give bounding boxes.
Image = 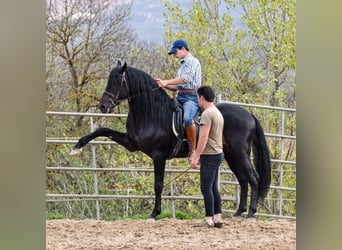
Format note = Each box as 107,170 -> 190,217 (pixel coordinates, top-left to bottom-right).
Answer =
125,86 -> 160,101
105,71 -> 160,105
163,166 -> 193,189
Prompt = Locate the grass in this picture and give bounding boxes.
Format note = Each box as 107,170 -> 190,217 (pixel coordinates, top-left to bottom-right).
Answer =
46,212 -> 64,220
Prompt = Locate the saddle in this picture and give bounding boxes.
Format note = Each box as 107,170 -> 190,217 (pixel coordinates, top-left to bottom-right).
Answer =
169,99 -> 200,159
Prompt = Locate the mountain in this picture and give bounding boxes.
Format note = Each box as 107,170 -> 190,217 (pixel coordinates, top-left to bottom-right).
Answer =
128,0 -> 193,43
129,0 -> 167,43
128,0 -> 241,43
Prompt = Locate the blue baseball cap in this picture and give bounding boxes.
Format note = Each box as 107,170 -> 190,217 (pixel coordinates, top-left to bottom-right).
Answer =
168,39 -> 188,55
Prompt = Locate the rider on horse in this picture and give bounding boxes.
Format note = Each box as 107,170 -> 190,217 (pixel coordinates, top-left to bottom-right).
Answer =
156,39 -> 201,160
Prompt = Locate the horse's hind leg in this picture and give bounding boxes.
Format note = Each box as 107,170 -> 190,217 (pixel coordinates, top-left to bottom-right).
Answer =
234,175 -> 248,218
224,154 -> 248,218
235,157 -> 259,219
225,152 -> 258,219
246,167 -> 259,219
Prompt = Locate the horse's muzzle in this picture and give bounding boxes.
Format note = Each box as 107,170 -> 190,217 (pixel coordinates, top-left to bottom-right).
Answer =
99,104 -> 113,113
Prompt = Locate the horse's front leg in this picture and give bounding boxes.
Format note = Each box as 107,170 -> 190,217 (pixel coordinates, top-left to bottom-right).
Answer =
149,158 -> 166,220
70,127 -> 138,155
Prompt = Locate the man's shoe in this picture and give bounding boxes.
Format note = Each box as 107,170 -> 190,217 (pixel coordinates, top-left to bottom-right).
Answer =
193,221 -> 214,228
214,221 -> 224,228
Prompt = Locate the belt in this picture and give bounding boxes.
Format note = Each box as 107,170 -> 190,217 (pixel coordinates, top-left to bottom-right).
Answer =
178,89 -> 197,93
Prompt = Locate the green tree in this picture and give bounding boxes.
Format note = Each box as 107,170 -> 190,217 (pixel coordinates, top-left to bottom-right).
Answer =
236,0 -> 296,107
162,0 -> 255,102
46,0 -> 135,125
162,0 -> 295,107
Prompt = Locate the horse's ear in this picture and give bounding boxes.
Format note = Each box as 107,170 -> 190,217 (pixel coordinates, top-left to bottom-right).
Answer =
117,60 -> 122,68
119,62 -> 127,74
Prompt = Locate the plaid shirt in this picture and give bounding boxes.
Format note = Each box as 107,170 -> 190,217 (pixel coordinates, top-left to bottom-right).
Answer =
176,53 -> 201,90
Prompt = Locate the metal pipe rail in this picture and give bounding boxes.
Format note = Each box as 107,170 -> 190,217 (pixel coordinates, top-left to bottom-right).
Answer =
221,209 -> 296,220
46,194 -> 236,202
220,180 -> 296,192
46,167 -> 228,174
218,100 -> 296,112
47,135 -> 295,144
46,111 -> 128,118
46,139 -> 117,145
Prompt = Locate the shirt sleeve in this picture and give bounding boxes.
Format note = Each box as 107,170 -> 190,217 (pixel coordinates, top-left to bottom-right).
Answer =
200,111 -> 212,126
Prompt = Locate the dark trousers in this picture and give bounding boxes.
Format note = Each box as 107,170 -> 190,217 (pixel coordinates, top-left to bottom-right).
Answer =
200,153 -> 224,217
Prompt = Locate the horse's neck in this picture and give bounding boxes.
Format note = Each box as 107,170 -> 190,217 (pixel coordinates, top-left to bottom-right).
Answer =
127,91 -> 173,129
126,69 -> 173,124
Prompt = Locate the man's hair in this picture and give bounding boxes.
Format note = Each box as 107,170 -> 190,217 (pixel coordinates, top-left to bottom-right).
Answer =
197,86 -> 215,102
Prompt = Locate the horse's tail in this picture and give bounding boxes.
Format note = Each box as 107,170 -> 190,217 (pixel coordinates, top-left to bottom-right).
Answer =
252,114 -> 271,201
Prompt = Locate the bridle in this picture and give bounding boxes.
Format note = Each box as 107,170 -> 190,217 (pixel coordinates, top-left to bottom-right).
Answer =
103,71 -> 160,107
104,71 -> 129,107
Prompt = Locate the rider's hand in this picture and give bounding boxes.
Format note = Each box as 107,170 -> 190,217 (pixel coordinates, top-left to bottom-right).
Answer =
156,79 -> 166,88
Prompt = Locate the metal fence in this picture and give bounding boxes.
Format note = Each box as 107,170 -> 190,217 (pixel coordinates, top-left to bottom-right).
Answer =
46,99 -> 296,220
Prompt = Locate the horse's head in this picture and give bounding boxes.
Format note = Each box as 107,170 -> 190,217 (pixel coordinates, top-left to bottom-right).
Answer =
99,61 -> 129,113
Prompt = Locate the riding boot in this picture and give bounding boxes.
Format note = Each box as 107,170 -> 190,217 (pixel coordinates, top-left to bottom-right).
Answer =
185,123 -> 197,160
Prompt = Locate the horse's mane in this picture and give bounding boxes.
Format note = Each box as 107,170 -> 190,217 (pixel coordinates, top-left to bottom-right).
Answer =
111,66 -> 174,128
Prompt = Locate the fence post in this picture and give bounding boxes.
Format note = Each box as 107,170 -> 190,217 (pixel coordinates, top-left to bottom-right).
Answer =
90,116 -> 100,220
216,93 -> 222,104
169,160 -> 176,218
216,93 -> 222,200
279,111 -> 285,216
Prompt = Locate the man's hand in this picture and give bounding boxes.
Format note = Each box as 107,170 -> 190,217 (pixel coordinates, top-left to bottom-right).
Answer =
156,79 -> 167,88
190,154 -> 200,169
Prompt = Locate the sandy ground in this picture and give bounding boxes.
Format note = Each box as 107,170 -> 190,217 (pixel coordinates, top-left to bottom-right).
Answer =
46,218 -> 296,250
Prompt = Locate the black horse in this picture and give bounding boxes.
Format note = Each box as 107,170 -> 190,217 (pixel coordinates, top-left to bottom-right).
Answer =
71,61 -> 271,220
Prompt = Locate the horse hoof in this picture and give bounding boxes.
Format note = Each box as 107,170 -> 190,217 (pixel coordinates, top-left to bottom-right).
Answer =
246,216 -> 257,221
232,215 -> 243,220
146,217 -> 156,222
69,148 -> 82,156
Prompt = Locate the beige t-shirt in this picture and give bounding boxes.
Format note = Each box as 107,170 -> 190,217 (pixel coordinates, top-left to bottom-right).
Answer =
200,105 -> 224,154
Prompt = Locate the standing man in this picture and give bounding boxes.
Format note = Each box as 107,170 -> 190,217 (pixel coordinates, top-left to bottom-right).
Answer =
191,86 -> 224,228
156,39 -> 201,160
